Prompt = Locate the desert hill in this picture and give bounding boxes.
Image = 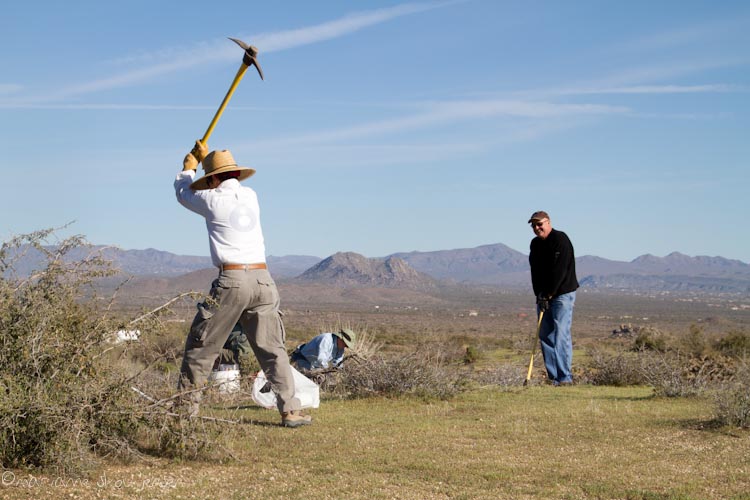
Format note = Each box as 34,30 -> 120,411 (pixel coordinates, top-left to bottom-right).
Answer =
296,252 -> 438,290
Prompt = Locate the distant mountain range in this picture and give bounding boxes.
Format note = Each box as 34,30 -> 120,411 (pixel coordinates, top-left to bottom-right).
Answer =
391,243 -> 530,286
3,245 -> 317,278
392,245 -> 750,293
7,243 -> 750,294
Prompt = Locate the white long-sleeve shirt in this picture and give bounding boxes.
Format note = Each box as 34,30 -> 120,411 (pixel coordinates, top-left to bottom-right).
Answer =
174,171 -> 266,267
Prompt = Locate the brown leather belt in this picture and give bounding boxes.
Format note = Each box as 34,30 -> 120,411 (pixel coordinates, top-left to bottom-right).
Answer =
220,263 -> 267,271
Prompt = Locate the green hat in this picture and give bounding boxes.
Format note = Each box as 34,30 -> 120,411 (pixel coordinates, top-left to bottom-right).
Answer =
335,328 -> 356,349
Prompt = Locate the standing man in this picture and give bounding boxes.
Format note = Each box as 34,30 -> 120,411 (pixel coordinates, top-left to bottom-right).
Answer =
528,211 -> 579,386
174,141 -> 311,427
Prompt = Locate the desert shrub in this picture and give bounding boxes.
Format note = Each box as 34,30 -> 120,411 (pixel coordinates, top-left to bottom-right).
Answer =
713,361 -> 750,428
586,348 -> 646,386
333,348 -> 468,400
715,330 -> 750,359
679,324 -> 710,358
683,354 -> 736,384
463,345 -> 480,364
128,319 -> 187,368
347,325 -> 384,362
584,342 -> 736,396
0,230 -> 229,474
0,231 -> 139,472
632,327 -> 668,352
637,350 -> 720,397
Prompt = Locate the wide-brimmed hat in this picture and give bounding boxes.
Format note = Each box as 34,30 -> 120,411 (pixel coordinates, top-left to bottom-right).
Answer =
190,150 -> 256,191
334,328 -> 357,349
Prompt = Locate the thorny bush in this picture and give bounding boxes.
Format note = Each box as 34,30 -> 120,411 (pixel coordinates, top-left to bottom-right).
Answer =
713,359 -> 750,428
331,343 -> 468,400
0,229 -> 228,475
586,326 -> 744,404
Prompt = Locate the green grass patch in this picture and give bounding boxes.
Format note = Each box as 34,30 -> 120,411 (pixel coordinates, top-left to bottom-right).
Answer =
3,385 -> 747,499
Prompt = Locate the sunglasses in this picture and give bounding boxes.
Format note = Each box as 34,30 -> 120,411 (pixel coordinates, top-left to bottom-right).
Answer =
531,220 -> 547,228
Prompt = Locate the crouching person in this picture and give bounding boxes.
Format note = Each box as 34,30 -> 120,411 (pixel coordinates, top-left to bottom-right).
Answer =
291,328 -> 357,371
174,141 -> 310,428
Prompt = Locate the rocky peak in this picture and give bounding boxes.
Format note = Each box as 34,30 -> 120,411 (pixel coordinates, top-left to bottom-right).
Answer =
297,252 -> 437,289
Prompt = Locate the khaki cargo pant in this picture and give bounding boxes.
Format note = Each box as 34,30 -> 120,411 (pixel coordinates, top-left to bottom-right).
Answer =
178,268 -> 300,412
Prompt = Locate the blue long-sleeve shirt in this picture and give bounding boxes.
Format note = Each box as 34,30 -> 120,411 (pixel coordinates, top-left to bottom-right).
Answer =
292,333 -> 345,370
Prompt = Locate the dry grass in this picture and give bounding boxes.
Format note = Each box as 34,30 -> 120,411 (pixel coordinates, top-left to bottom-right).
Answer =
1,385 -> 748,499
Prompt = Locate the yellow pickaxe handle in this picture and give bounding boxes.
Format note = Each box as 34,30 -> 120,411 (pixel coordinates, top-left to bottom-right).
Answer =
191,38 -> 264,157
201,63 -> 249,144
523,309 -> 544,386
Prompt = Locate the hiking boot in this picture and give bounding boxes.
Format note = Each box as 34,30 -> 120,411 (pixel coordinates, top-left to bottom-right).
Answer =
281,410 -> 312,428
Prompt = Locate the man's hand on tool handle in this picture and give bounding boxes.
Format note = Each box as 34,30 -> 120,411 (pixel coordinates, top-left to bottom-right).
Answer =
183,140 -> 209,171
536,294 -> 550,312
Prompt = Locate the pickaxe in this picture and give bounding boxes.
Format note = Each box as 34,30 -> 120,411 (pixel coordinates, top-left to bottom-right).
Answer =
191,37 -> 264,156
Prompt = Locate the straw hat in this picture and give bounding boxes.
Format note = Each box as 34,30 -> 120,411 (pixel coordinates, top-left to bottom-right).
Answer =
334,328 -> 357,349
190,150 -> 255,191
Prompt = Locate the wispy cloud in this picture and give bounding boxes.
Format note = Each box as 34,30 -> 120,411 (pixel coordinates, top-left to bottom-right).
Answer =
14,2 -> 449,104
557,83 -> 742,96
240,107 -> 600,168
248,99 -> 628,147
611,14 -> 750,53
255,2 -> 449,52
242,141 -> 485,169
585,58 -> 748,89
504,59 -> 748,101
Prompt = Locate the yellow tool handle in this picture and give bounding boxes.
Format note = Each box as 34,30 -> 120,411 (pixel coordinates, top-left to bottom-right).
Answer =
201,63 -> 249,144
524,310 -> 544,383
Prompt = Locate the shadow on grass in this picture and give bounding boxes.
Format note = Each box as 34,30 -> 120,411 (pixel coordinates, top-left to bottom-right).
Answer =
207,402 -> 311,428
236,418 -> 279,427
678,417 -> 746,437
595,392 -> 655,402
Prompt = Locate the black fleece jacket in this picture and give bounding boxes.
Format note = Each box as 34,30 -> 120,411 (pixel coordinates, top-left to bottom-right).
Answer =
529,228 -> 579,299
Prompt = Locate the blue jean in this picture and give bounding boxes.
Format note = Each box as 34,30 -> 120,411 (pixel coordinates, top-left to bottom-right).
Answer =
538,291 -> 576,384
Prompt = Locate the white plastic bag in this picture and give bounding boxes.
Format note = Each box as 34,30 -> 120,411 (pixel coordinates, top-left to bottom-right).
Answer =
251,366 -> 320,410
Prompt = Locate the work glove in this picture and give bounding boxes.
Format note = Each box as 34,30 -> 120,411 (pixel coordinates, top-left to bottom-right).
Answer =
182,140 -> 209,171
536,294 -> 550,312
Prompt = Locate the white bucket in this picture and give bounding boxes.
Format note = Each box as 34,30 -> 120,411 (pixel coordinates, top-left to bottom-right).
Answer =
209,364 -> 241,394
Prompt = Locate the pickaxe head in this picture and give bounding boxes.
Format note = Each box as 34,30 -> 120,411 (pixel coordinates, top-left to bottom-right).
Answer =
228,37 -> 264,80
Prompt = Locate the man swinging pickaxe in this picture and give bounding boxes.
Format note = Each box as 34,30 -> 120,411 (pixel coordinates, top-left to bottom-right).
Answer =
190,37 -> 264,157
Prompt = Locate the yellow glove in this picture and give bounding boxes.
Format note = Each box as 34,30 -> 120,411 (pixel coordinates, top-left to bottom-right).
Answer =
183,152 -> 198,171
192,140 -> 208,162
182,140 -> 209,171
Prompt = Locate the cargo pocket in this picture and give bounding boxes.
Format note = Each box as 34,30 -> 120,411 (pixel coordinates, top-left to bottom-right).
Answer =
190,304 -> 214,345
277,311 -> 287,344
256,276 -> 279,306
191,276 -> 240,344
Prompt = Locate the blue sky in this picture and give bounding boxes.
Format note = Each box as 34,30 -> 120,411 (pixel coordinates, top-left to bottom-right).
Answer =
2,1 -> 749,263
